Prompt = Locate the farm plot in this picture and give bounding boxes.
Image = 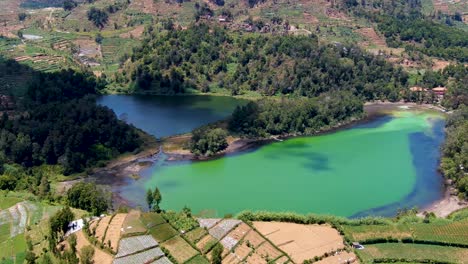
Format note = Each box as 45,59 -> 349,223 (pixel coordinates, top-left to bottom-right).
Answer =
357,243 -> 468,263
104,213 -> 127,251
219,223 -> 252,252
243,229 -> 266,248
343,220 -> 468,245
254,221 -> 347,264
121,210 -> 147,236
184,227 -> 208,244
185,255 -> 210,264
95,215 -> 112,241
115,235 -> 158,258
149,223 -> 179,242
256,242 -> 283,260
208,219 -> 242,240
76,230 -> 113,264
113,247 -> 165,264
161,236 -> 199,263
316,251 -> 356,264
196,234 -> 218,253
151,256 -> 174,264
198,218 -> 222,229
141,212 -> 167,228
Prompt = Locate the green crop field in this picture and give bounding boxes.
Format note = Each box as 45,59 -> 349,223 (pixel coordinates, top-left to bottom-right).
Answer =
149,223 -> 179,242
140,212 -> 167,228
185,254 -> 210,264
357,243 -> 468,263
343,218 -> 468,246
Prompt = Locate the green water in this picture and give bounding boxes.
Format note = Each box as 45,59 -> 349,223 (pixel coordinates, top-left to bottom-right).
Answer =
125,110 -> 445,217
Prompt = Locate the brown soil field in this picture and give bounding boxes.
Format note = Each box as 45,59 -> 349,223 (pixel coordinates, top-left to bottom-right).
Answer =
356,27 -> 387,47
243,229 -> 265,248
275,255 -> 289,263
196,234 -> 217,253
433,0 -> 450,13
222,253 -> 240,264
432,59 -> 451,71
232,241 -> 253,261
104,213 -> 127,250
245,251 -> 267,264
256,242 -> 283,260
253,221 -> 345,263
76,230 -> 113,264
119,25 -> 145,39
316,251 -> 357,264
95,215 -> 112,241
226,223 -> 252,241
162,236 -> 199,263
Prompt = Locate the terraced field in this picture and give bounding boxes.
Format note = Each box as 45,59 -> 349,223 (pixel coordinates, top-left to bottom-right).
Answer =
357,243 -> 468,263
0,198 -> 61,264
342,219 -> 468,246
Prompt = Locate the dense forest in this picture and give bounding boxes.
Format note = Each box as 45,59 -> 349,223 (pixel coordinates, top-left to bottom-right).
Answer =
121,24 -> 408,100
0,59 -> 141,176
229,91 -> 364,138
441,106 -> 468,199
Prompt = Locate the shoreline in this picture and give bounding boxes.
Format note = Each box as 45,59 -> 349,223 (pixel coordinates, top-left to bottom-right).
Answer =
90,101 -> 465,217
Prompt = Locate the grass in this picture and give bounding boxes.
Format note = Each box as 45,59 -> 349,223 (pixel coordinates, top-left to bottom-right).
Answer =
149,223 -> 179,243
0,234 -> 26,263
357,243 -> 468,263
185,254 -> 210,264
0,196 -> 22,210
161,236 -> 199,263
140,212 -> 166,228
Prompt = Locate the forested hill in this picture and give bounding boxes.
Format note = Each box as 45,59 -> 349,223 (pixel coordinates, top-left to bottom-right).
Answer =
121,24 -> 408,100
341,0 -> 468,62
0,58 -> 142,175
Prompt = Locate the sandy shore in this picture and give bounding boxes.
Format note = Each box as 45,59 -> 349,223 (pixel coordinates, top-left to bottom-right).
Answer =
419,186 -> 468,218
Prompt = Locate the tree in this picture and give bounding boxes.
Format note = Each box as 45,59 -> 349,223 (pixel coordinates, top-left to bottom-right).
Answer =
80,245 -> 95,264
25,251 -> 36,264
63,0 -> 77,11
211,243 -> 223,264
95,33 -> 103,44
49,206 -> 74,239
38,175 -> 50,198
152,187 -> 162,212
87,8 -> 109,28
68,234 -> 77,254
146,188 -> 153,210
67,182 -> 109,215
18,13 -> 27,21
190,127 -> 228,156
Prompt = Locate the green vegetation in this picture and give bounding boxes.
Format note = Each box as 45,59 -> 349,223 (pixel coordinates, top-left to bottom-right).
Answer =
87,7 -> 109,28
80,245 -> 95,264
123,24 -> 408,99
0,58 -> 142,174
146,186 -> 162,212
211,242 -> 223,264
66,182 -> 109,215
347,0 -> 468,62
190,127 -> 228,156
229,92 -> 363,138
357,243 -> 467,263
440,106 -> 468,199
140,212 -> 166,228
163,209 -> 199,232
149,223 -> 179,242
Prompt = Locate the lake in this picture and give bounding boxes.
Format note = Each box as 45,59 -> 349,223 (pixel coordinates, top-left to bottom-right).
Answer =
103,95 -> 445,217
98,95 -> 249,138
